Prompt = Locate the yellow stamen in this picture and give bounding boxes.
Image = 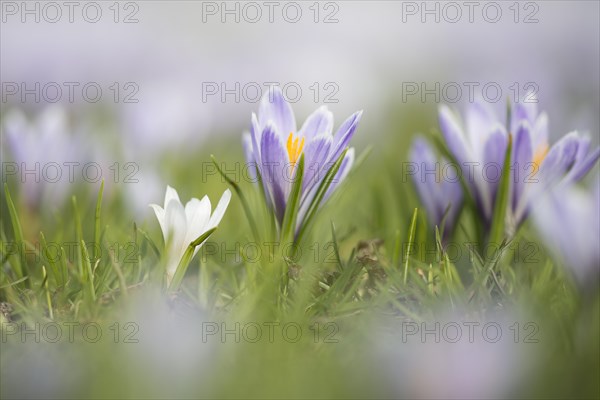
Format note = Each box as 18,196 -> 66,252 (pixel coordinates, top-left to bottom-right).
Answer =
286,132 -> 305,165
532,143 -> 548,170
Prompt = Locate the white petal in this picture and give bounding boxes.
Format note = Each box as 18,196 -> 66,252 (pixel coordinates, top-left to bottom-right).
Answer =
164,185 -> 181,209
184,196 -> 212,245
165,198 -> 187,266
149,204 -> 167,241
207,189 -> 232,229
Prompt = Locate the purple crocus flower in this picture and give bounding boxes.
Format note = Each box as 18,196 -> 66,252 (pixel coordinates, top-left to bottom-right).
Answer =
439,97 -> 599,237
508,100 -> 600,233
438,101 -> 508,227
409,137 -> 463,237
242,87 -> 362,233
532,181 -> 600,289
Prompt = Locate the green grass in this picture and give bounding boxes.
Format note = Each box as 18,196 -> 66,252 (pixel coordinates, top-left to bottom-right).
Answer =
1,103 -> 598,399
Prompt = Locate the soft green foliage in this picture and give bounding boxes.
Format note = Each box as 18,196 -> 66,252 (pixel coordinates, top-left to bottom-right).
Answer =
0,104 -> 598,399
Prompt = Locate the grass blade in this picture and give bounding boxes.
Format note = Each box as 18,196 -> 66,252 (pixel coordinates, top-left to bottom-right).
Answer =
403,208 -> 418,285
211,155 -> 261,243
93,180 -> 104,261
281,154 -> 304,243
296,148 -> 348,245
168,226 -> 218,292
80,240 -> 96,302
488,133 -> 512,247
3,183 -> 28,287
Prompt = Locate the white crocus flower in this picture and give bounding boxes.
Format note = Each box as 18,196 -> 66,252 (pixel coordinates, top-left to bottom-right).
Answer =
150,186 -> 231,284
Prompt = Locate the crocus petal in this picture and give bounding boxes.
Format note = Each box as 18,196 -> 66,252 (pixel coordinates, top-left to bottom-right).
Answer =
438,105 -> 471,166
410,138 -> 442,224
511,122 -> 533,213
324,147 -> 355,202
511,101 -> 538,131
299,106 -> 334,141
532,111 -> 549,150
260,124 -> 289,223
250,113 -> 261,159
441,159 -> 464,234
533,183 -> 600,288
539,132 -> 579,184
302,134 -> 333,194
330,111 -> 362,163
184,196 -> 212,246
250,113 -> 272,207
164,185 -> 181,209
208,189 -> 232,229
150,204 -> 167,240
242,132 -> 257,181
479,125 -> 508,222
563,135 -> 600,183
567,147 -> 600,183
466,101 -> 496,155
258,86 -> 296,137
297,148 -> 355,229
242,132 -> 254,164
164,197 -> 187,273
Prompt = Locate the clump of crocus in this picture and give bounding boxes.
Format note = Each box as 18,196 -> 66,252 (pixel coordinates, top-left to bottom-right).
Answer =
438,96 -> 599,238
242,87 -> 362,242
151,186 -> 231,288
409,137 -> 463,238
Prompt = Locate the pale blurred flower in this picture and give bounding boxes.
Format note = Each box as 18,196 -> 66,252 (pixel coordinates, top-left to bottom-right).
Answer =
120,81 -> 213,155
376,312 -> 537,399
532,181 -> 600,289
1,106 -> 90,208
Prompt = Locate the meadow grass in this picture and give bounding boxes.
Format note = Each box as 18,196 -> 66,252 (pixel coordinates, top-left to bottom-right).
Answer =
1,104 -> 598,399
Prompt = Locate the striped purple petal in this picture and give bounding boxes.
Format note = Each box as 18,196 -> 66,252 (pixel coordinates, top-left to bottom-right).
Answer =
330,110 -> 363,163
260,123 -> 289,224
511,101 -> 538,132
511,122 -> 533,214
323,147 -> 355,202
297,148 -> 356,227
258,86 -> 296,138
302,135 -> 333,195
564,135 -> 600,183
539,132 -> 580,185
299,106 -> 334,141
242,132 -> 257,181
409,138 -> 444,225
438,105 -> 471,166
480,125 -> 508,222
466,101 -> 496,150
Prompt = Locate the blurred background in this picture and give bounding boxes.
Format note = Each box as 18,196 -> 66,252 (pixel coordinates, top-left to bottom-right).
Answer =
3,1 -> 598,211
1,1 -> 599,398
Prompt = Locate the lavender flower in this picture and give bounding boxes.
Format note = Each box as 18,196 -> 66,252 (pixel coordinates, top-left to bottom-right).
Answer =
438,98 -> 599,236
438,101 -> 507,228
409,137 -> 463,237
509,101 -> 599,230
242,87 -> 362,235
